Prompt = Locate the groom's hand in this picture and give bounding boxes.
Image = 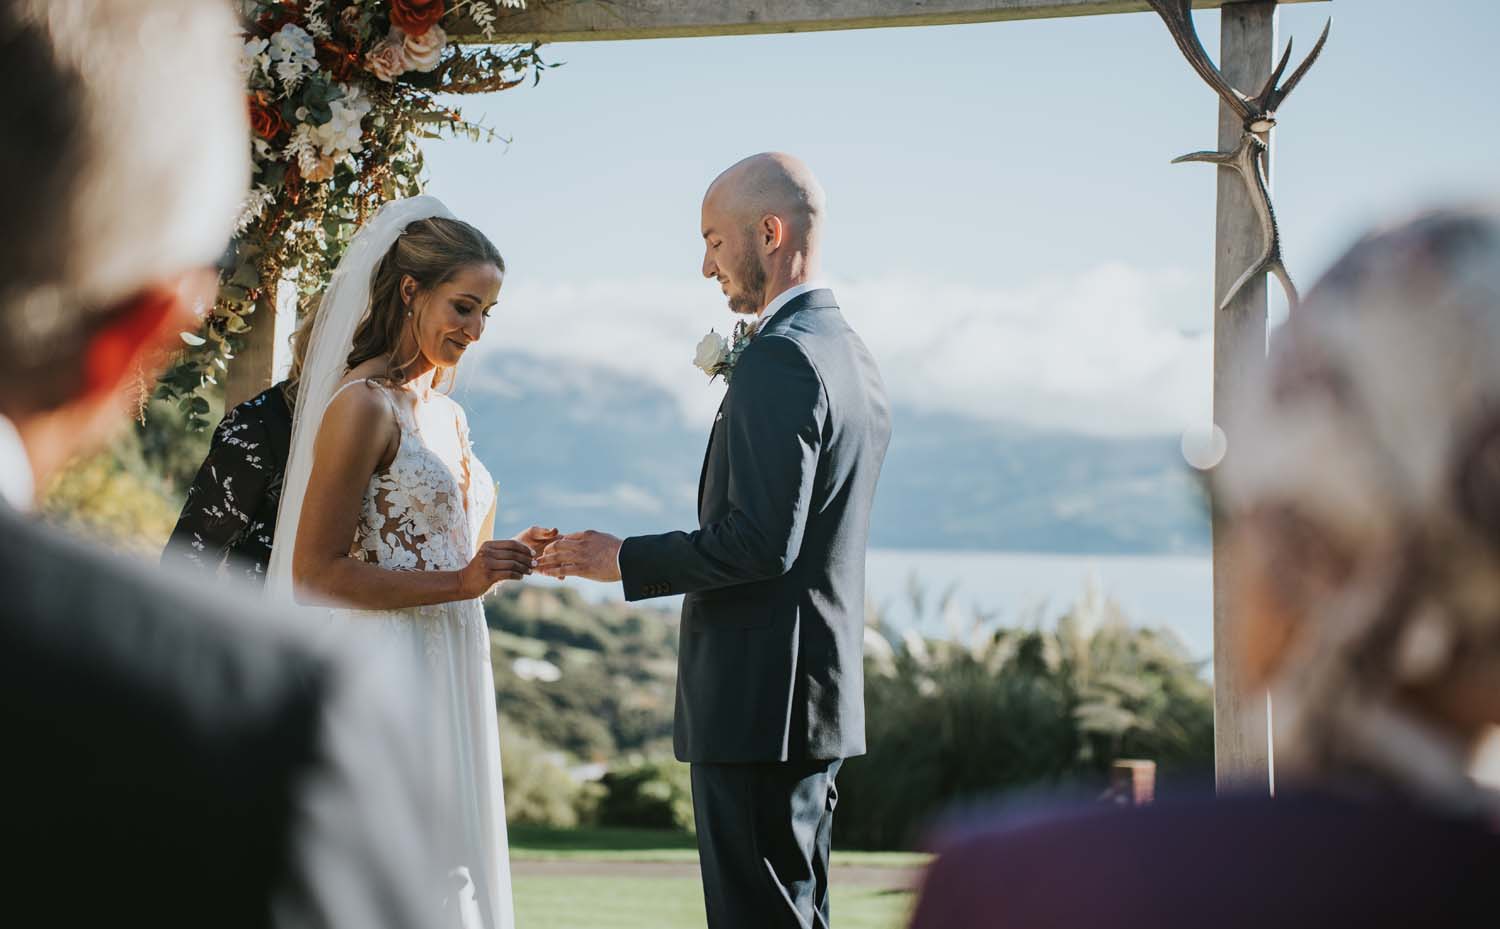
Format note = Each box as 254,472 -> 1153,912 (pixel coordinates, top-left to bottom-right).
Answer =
535,531 -> 623,583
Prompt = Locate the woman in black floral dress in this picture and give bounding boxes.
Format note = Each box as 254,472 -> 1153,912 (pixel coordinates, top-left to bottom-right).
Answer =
163,317 -> 313,583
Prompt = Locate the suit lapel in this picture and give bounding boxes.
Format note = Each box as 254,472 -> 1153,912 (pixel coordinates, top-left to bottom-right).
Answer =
696,394 -> 729,518
694,289 -> 838,521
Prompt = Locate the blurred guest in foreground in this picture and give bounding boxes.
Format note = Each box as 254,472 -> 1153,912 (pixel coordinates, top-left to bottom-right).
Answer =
908,209 -> 1500,929
0,2 -> 442,926
163,311 -> 316,583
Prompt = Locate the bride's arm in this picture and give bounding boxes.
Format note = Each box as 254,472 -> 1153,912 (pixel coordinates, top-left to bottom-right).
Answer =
292,384 -> 532,609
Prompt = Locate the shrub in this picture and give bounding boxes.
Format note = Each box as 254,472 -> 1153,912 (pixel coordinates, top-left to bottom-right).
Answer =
595,757 -> 695,833
40,432 -> 182,555
488,586 -> 677,760
838,584 -> 1212,849
500,725 -> 601,828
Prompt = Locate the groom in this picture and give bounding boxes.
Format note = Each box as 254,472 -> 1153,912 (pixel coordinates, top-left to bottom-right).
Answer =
538,152 -> 891,928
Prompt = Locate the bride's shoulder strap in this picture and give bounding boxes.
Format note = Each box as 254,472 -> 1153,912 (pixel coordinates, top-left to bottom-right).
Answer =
327,377 -> 383,406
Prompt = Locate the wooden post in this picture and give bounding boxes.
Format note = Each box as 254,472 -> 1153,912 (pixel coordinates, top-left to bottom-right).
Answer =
1212,0 -> 1276,793
1108,760 -> 1157,805
223,278 -> 290,411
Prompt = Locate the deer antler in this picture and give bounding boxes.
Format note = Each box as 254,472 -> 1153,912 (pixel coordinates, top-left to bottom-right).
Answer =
1174,135 -> 1297,310
1146,0 -> 1329,310
1148,0 -> 1254,126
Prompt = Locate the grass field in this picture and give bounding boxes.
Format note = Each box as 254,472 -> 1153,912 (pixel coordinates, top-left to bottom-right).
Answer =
509,826 -> 921,929
510,825 -> 930,868
513,876 -> 913,929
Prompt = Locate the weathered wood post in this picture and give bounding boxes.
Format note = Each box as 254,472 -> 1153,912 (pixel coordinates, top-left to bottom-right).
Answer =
224,284 -> 287,410
1211,0 -> 1277,793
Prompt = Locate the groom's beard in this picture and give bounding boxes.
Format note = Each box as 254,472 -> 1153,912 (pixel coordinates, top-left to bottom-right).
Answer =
727,251 -> 767,316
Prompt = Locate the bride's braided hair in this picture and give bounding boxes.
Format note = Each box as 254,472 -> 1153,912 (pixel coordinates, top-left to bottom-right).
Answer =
347,216 -> 503,390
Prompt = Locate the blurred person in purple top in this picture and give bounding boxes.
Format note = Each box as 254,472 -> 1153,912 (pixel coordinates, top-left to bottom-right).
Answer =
909,209 -> 1500,929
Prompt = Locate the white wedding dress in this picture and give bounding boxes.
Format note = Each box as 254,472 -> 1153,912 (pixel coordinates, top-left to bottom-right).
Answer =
268,196 -> 514,929
326,378 -> 513,929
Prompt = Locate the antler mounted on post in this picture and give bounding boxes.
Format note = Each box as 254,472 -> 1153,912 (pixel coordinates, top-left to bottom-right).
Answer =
1147,1 -> 1329,310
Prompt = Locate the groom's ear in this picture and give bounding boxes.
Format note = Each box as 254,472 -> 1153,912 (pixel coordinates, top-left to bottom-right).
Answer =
759,214 -> 785,252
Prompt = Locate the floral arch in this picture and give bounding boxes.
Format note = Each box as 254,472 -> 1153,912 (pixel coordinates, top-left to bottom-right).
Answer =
157,0 -> 545,427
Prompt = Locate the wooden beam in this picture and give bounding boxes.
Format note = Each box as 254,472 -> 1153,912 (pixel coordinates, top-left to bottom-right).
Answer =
1211,0 -> 1275,794
459,0 -> 1324,43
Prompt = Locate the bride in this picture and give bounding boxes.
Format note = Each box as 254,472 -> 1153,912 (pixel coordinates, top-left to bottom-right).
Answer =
268,196 -> 555,929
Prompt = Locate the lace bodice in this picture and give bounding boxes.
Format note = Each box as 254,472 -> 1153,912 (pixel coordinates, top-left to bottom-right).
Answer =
339,380 -> 495,574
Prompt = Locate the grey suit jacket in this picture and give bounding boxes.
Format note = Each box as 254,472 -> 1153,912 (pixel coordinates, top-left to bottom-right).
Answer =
0,504 -> 445,928
620,289 -> 892,764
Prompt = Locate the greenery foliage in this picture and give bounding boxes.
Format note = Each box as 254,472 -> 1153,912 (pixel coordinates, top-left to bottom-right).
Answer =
500,726 -> 602,829
489,581 -> 1210,849
39,395 -> 216,552
593,758 -> 695,833
38,433 -> 181,556
839,582 -> 1213,849
486,585 -> 678,761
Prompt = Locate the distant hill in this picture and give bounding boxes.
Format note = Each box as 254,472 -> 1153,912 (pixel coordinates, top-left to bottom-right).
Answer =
461,352 -> 1209,555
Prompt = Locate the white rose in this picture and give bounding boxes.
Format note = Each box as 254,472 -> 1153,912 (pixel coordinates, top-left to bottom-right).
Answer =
403,24 -> 448,73
693,331 -> 729,374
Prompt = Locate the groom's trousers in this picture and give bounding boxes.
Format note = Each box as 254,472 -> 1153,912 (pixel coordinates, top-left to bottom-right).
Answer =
690,758 -> 844,929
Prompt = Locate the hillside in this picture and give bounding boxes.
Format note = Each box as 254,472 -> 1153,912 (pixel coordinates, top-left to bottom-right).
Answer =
460,351 -> 1209,555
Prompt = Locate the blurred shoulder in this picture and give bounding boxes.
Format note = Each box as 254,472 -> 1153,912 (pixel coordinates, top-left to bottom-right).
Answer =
0,505 -> 341,724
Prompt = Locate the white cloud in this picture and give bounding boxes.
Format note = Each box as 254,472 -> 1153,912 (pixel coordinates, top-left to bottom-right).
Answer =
477,262 -> 1214,437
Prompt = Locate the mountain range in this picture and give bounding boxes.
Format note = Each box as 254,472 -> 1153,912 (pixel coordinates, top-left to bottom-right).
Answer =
461,352 -> 1209,555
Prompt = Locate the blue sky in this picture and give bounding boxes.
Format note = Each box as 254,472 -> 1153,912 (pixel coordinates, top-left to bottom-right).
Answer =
425,0 -> 1499,436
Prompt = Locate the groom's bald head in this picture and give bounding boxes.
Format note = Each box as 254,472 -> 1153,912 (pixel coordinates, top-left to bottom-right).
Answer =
705,152 -> 827,244
701,153 -> 826,316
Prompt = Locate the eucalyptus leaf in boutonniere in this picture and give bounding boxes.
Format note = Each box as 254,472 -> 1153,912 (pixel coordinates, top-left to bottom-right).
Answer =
693,319 -> 760,384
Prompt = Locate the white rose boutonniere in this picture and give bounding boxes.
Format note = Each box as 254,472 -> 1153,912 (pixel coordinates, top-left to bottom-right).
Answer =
694,319 -> 760,384
694,331 -> 729,374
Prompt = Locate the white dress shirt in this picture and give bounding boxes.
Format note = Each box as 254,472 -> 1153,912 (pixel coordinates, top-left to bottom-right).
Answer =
0,412 -> 34,511
758,280 -> 828,329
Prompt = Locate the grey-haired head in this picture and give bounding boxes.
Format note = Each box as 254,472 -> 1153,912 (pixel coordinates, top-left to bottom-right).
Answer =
1218,206 -> 1500,813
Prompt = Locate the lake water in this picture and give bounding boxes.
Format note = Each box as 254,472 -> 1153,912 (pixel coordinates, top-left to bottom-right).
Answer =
543,548 -> 1213,662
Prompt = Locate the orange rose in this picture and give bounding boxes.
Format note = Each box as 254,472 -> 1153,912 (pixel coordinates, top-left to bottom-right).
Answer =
248,92 -> 286,141
389,0 -> 445,38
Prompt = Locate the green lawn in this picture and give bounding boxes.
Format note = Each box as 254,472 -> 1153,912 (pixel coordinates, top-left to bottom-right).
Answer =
509,826 -> 920,928
510,824 -> 930,869
514,875 -> 912,929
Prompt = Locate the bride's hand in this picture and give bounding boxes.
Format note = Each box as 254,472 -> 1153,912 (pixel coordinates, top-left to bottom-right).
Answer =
514,525 -> 561,555
458,539 -> 536,599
